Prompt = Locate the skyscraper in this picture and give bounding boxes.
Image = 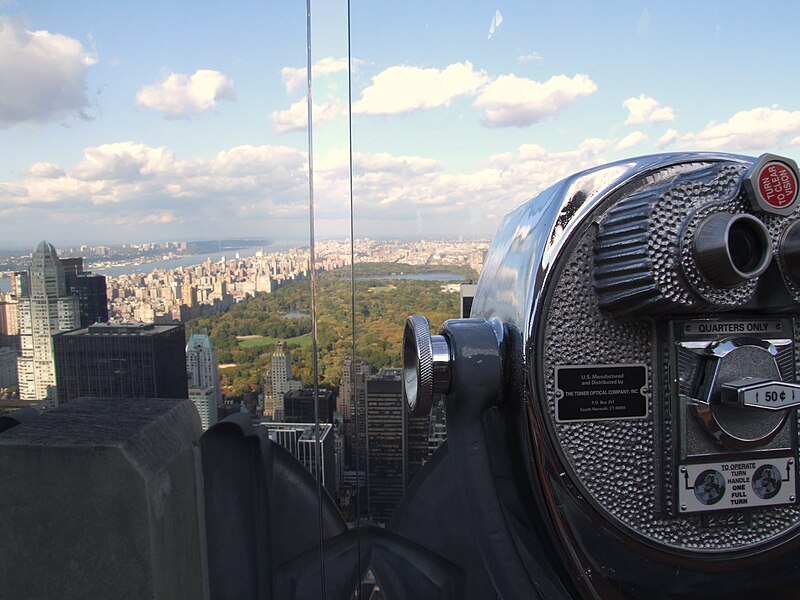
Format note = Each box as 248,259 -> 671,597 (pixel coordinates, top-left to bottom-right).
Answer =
189,387 -> 218,430
264,342 -> 302,421
0,347 -> 17,388
361,367 -> 429,522
405,397 -> 430,486
339,355 -> 371,420
256,421 -> 335,497
428,398 -> 448,458
185,333 -> 221,402
283,386 -> 335,423
52,322 -> 189,404
340,355 -> 370,471
63,257 -> 109,327
16,241 -> 80,407
0,292 -> 19,351
365,368 -> 405,523
185,333 -> 222,429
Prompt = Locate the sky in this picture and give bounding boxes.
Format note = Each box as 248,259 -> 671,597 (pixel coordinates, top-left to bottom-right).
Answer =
1,1 -> 800,249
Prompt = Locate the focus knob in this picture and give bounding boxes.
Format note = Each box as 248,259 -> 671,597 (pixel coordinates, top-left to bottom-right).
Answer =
403,315 -> 452,416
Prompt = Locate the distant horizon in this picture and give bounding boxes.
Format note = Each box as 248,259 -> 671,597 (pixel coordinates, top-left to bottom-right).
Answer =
0,234 -> 491,255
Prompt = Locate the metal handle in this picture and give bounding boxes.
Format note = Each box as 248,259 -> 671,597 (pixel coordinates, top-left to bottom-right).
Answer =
721,377 -> 800,411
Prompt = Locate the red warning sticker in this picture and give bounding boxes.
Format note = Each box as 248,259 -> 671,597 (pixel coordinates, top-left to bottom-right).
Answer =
757,161 -> 798,209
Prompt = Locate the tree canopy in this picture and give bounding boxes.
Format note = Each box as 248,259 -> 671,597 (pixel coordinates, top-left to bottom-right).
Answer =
187,263 -> 474,397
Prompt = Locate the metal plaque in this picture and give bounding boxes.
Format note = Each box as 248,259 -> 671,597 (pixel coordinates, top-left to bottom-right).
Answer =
555,364 -> 648,422
682,320 -> 786,337
678,457 -> 797,514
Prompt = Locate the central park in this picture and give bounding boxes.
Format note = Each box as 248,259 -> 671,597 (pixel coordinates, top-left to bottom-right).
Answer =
187,262 -> 478,398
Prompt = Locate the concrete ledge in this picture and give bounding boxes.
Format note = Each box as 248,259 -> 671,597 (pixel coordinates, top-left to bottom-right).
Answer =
0,398 -> 204,600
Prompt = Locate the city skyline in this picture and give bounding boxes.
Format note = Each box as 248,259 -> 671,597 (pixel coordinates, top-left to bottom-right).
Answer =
2,2 -> 799,245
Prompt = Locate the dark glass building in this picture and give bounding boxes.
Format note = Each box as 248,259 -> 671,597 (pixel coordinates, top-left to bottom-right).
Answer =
66,273 -> 109,327
364,368 -> 430,522
53,323 -> 188,403
283,386 -> 335,423
62,257 -> 109,327
365,368 -> 405,523
405,399 -> 430,485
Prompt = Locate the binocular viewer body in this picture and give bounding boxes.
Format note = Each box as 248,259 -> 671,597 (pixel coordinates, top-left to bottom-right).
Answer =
405,152 -> 800,598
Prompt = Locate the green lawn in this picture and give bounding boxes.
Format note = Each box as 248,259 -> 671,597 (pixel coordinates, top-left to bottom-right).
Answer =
237,333 -> 313,348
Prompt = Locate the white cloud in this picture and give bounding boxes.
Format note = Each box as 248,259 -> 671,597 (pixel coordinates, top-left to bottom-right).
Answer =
281,57 -> 349,94
139,212 -> 175,224
350,61 -> 597,129
271,97 -> 344,134
682,106 -> 800,151
615,130 -> 648,152
0,16 -> 97,128
623,94 -> 674,124
0,141 -> 309,243
656,128 -> 679,148
27,162 -> 66,178
314,138 -> 611,236
353,61 -> 490,116
72,142 -> 177,182
474,73 -> 597,128
136,69 -> 235,119
345,152 -> 445,208
1,138 -> 615,241
518,52 -> 542,62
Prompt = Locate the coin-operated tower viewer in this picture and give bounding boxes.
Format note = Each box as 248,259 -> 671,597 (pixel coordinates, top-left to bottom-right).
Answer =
404,152 -> 800,598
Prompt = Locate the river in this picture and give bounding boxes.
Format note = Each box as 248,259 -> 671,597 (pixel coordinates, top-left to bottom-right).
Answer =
0,245 -> 285,292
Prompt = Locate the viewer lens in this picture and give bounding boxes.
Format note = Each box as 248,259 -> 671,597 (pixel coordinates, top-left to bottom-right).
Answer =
728,220 -> 765,274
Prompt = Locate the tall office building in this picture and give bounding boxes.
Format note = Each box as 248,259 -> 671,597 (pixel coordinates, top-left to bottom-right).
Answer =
189,387 -> 217,430
186,333 -> 222,402
339,355 -> 371,418
363,367 -> 429,522
52,322 -> 188,404
332,412 -> 345,502
0,347 -> 18,388
0,292 -> 19,350
17,241 -> 80,407
264,342 -> 302,421
62,258 -> 109,327
256,421 -> 335,498
428,399 -> 448,457
10,270 -> 30,298
181,283 -> 197,308
59,257 -> 83,276
365,368 -> 405,523
283,386 -> 335,423
405,398 -> 430,486
340,355 -> 370,471
186,333 -> 221,430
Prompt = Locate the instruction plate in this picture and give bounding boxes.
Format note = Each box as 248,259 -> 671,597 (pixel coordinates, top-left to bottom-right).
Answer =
678,457 -> 797,514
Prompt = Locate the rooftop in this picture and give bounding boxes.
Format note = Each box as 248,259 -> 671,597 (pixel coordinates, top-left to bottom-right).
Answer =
57,322 -> 181,336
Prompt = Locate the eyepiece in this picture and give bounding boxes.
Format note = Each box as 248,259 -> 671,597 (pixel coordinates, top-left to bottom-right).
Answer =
693,213 -> 772,288
779,220 -> 800,284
